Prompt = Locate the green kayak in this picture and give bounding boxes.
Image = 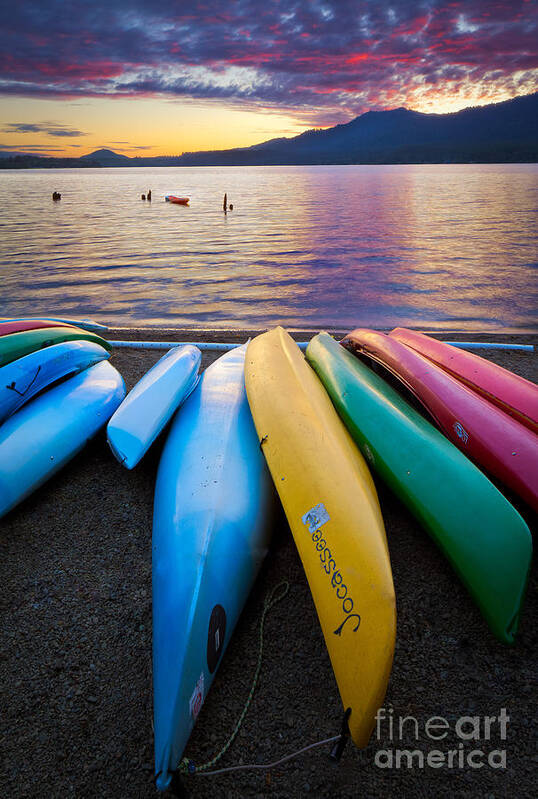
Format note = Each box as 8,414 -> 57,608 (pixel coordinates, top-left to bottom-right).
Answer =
0,327 -> 112,368
306,332 -> 532,645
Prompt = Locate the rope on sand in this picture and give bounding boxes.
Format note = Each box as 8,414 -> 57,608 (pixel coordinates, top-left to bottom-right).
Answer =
178,581 -> 290,776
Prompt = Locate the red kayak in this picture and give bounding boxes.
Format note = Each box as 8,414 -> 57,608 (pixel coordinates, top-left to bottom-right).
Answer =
390,328 -> 538,435
0,319 -> 75,336
341,328 -> 538,513
165,195 -> 189,205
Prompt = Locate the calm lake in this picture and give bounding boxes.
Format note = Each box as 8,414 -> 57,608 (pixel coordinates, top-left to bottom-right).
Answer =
1,164 -> 537,331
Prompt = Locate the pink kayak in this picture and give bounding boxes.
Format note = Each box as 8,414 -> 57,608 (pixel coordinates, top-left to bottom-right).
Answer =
0,319 -> 75,336
389,328 -> 538,435
342,328 -> 538,513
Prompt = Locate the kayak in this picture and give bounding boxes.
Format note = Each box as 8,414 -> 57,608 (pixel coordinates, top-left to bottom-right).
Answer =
107,345 -> 201,469
306,332 -> 532,644
153,344 -> 274,791
0,340 -> 111,424
245,327 -> 395,751
0,360 -> 125,519
0,327 -> 112,368
389,328 -> 538,434
341,329 -> 538,513
0,319 -> 75,336
165,196 -> 189,205
0,317 -> 108,332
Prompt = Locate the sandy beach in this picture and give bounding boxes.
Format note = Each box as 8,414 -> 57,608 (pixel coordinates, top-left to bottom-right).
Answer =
0,327 -> 536,799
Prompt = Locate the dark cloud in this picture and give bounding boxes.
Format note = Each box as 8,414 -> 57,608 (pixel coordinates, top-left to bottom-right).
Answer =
0,142 -> 66,152
2,121 -> 87,136
0,0 -> 536,122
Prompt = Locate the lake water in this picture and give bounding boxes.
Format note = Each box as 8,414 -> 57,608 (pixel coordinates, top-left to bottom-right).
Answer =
1,164 -> 537,331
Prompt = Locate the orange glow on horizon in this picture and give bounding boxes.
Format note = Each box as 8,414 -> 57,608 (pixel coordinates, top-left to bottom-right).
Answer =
0,82 -> 534,159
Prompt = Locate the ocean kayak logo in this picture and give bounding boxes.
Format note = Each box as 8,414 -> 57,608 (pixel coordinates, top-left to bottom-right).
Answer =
301,503 -> 361,636
374,707 -> 508,770
453,421 -> 469,444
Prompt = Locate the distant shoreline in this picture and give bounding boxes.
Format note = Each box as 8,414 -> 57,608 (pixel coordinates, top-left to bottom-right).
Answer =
2,157 -> 538,170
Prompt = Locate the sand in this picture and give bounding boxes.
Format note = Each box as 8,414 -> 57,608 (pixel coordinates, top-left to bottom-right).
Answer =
0,328 -> 536,799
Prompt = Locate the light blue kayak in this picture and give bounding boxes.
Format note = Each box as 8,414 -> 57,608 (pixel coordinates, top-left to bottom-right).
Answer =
0,360 -> 125,518
107,345 -> 201,469
152,344 -> 274,791
0,340 -> 110,424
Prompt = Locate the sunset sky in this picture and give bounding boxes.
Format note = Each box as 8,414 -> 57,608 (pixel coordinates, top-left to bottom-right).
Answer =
1,0 -> 536,157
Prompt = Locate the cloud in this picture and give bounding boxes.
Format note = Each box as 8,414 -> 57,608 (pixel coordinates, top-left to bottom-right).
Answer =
2,121 -> 87,136
0,0 -> 536,123
0,142 -> 67,153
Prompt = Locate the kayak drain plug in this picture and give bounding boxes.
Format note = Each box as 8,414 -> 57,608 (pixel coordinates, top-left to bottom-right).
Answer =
329,707 -> 351,762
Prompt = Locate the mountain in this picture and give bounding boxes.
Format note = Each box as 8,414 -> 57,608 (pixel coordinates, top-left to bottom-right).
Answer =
177,92 -> 538,165
79,148 -> 132,166
1,93 -> 536,169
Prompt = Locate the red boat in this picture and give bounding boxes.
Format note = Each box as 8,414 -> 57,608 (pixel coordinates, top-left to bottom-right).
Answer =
341,328 -> 538,512
390,328 -> 538,435
165,195 -> 189,205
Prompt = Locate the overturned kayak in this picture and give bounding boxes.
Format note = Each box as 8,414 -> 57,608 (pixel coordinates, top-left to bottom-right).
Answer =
306,332 -> 532,644
0,360 -> 125,519
390,328 -> 538,434
245,327 -> 395,750
341,329 -> 538,512
0,319 -> 76,336
165,195 -> 189,205
107,345 -> 201,469
0,340 -> 111,424
153,344 -> 274,791
0,327 -> 112,368
0,316 -> 108,332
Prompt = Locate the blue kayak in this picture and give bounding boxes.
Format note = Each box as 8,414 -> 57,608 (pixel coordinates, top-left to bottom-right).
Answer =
0,340 -> 110,424
0,360 -> 125,518
152,343 -> 275,790
107,345 -> 201,469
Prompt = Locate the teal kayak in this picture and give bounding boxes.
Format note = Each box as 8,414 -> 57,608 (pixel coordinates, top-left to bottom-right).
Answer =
306,332 -> 532,644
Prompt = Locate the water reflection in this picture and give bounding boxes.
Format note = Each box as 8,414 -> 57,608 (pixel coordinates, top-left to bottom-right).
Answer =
0,164 -> 536,331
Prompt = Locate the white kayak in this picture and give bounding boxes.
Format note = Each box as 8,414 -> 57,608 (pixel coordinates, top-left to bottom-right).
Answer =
152,343 -> 274,791
0,340 -> 110,424
107,345 -> 201,469
0,360 -> 125,519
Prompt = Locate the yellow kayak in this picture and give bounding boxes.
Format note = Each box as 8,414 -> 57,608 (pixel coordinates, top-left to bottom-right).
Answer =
245,327 -> 396,748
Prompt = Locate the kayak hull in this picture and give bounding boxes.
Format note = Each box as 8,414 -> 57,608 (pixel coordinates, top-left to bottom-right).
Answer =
245,327 -> 395,750
390,328 -> 538,434
0,317 -> 108,332
306,332 -> 532,644
152,344 -> 274,790
0,360 -> 125,518
0,340 -> 111,424
342,329 -> 538,512
0,320 -> 75,336
107,345 -> 201,468
0,327 -> 112,368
